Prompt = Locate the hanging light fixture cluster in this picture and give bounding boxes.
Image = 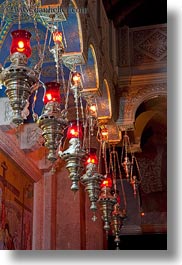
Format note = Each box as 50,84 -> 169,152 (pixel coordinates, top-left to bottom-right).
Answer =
121,131 -> 142,197
0,1 -> 141,250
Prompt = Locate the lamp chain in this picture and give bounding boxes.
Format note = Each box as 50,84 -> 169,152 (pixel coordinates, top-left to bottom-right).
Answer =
79,95 -> 87,149
18,0 -> 21,30
25,2 -> 42,63
109,145 -> 117,195
40,25 -> 49,73
60,59 -> 66,93
0,0 -> 9,35
109,145 -> 127,210
60,21 -> 67,49
134,155 -> 142,182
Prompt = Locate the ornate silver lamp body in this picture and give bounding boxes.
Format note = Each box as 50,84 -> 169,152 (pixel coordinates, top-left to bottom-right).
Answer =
0,52 -> 38,126
81,162 -> 105,213
111,203 -> 126,250
38,102 -> 68,162
59,138 -> 86,191
98,184 -> 116,233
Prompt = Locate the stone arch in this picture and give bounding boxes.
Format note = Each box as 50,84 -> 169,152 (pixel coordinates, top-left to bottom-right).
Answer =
134,94 -> 167,148
61,0 -> 86,67
79,43 -> 99,93
71,0 -> 84,53
117,84 -> 167,131
132,90 -> 167,123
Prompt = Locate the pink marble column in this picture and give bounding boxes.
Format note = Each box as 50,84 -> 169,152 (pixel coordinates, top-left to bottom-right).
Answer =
56,165 -> 81,249
85,192 -> 105,250
33,162 -> 105,250
32,177 -> 44,250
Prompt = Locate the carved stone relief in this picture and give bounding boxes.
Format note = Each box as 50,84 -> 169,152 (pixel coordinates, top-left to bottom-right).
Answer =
131,26 -> 167,65
118,26 -> 130,67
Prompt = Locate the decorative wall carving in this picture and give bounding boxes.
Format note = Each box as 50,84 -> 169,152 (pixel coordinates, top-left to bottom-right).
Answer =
131,25 -> 167,66
118,26 -> 130,67
118,24 -> 167,79
0,98 -> 13,125
19,124 -> 43,151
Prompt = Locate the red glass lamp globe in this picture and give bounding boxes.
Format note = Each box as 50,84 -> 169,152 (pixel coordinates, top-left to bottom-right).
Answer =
10,29 -> 32,58
43,82 -> 61,105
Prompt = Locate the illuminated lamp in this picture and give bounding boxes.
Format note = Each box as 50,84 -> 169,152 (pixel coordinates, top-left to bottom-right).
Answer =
85,148 -> 98,165
71,71 -> 82,87
43,82 -> 61,105
98,174 -> 116,232
100,174 -> 113,189
100,127 -> 108,141
81,147 -> 104,217
53,31 -> 63,44
88,103 -> 97,117
10,29 -> 32,58
67,120 -> 83,140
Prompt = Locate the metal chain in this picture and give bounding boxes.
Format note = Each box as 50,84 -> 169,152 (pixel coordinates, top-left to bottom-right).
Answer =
40,25 -> 49,71
79,95 -> 86,149
134,155 -> 142,182
79,64 -> 85,83
0,0 -> 9,34
98,137 -> 102,173
82,116 -> 88,150
18,0 -> 21,29
109,145 -> 127,209
109,145 -> 117,195
60,21 -> 67,49
64,72 -> 71,114
103,141 -> 108,174
117,150 -> 127,209
60,58 -> 66,92
31,7 -> 42,63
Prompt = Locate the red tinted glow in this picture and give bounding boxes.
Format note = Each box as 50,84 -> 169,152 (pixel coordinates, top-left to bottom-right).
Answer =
67,122 -> 83,140
10,30 -> 32,58
101,127 -> 108,141
117,194 -> 121,205
101,177 -> 112,188
43,82 -> 61,104
85,154 -> 98,165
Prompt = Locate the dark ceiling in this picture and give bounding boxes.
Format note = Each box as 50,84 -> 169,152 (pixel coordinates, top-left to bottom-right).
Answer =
102,0 -> 167,28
